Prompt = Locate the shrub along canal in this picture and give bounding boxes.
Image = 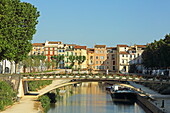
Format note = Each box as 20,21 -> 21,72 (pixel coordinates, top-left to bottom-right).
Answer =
47,82 -> 146,113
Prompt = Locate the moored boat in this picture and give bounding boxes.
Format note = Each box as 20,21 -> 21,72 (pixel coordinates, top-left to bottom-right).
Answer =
110,85 -> 136,100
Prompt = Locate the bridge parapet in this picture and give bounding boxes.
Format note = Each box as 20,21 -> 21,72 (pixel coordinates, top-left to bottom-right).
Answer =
20,74 -> 170,84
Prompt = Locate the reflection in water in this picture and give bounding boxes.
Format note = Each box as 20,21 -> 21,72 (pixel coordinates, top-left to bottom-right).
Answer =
47,82 -> 145,113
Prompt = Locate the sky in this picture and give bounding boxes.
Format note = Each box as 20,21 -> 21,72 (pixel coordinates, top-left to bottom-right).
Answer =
21,0 -> 170,48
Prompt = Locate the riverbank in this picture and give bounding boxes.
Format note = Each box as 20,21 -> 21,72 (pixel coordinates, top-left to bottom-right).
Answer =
1,96 -> 40,113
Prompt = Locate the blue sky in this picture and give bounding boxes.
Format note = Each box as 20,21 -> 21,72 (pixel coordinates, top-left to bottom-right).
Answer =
22,0 -> 170,48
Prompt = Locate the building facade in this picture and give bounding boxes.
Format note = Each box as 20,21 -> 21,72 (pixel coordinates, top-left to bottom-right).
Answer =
31,41 -> 146,73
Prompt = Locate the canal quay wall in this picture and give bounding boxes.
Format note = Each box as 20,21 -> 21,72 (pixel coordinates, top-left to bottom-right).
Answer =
129,81 -> 169,113
136,94 -> 164,113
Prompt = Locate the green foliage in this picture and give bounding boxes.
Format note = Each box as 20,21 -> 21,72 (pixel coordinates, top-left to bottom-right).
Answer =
129,64 -> 137,73
38,95 -> 50,108
28,80 -> 52,91
0,81 -> 16,111
142,34 -> 170,69
141,82 -> 170,94
68,55 -> 76,68
21,55 -> 46,72
0,0 -> 40,73
51,55 -> 64,69
76,55 -> 86,69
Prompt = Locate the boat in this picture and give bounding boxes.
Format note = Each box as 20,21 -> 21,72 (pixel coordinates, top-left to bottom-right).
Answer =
110,85 -> 136,100
105,86 -> 113,91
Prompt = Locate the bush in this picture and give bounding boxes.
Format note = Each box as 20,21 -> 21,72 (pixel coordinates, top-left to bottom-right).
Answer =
28,80 -> 52,91
0,81 -> 16,111
38,95 -> 50,108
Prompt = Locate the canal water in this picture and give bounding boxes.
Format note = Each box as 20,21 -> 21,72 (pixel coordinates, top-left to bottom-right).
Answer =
47,82 -> 145,113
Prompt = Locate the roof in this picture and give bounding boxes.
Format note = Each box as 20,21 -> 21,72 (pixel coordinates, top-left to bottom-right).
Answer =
94,45 -> 106,48
117,45 -> 128,47
74,46 -> 87,50
66,44 -> 77,46
48,41 -> 62,44
136,45 -> 146,48
32,43 -> 45,46
119,51 -> 129,54
87,48 -> 94,53
106,47 -> 117,50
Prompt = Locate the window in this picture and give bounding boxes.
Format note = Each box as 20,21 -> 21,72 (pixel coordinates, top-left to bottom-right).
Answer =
96,56 -> 98,59
113,61 -> 115,65
130,55 -> 132,58
38,51 -> 40,54
126,54 -> 128,57
122,54 -> 124,57
100,61 -> 103,64
54,51 -> 57,55
122,60 -> 124,64
90,56 -> 93,59
50,51 -> 53,55
45,51 -> 48,55
100,56 -> 104,59
138,54 -> 140,57
96,50 -> 98,53
113,66 -> 115,70
90,60 -> 93,64
96,61 -> 98,64
112,55 -> 115,59
96,66 -> 99,69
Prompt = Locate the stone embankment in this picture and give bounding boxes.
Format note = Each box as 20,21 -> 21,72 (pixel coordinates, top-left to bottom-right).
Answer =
129,81 -> 170,113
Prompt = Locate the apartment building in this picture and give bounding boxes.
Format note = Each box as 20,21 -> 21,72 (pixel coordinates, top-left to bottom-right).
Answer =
44,41 -> 63,61
129,45 -> 146,72
116,44 -> 146,73
93,45 -> 107,70
31,43 -> 45,55
105,47 -> 117,72
87,48 -> 95,71
74,45 -> 87,69
64,44 -> 76,68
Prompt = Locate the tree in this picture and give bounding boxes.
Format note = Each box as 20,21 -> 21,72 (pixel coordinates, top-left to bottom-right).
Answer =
22,56 -> 33,73
0,0 -> 40,73
76,55 -> 86,70
52,55 -> 64,69
142,34 -> 170,70
68,55 -> 76,69
129,64 -> 137,73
